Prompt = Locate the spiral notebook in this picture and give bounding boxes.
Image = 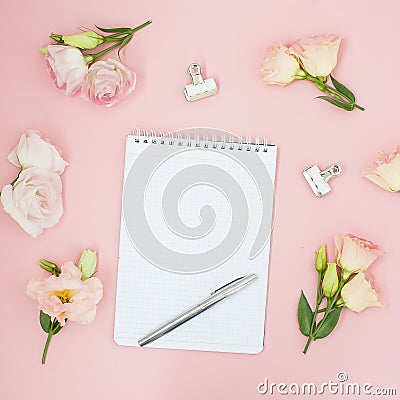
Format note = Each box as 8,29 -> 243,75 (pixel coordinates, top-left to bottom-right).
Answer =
114,128 -> 277,354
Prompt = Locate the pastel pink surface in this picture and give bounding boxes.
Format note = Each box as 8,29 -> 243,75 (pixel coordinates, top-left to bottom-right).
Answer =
0,1 -> 399,399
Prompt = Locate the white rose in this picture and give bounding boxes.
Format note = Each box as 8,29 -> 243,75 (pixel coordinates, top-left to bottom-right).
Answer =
8,130 -> 68,174
261,43 -> 300,86
44,45 -> 88,96
1,167 -> 63,238
290,34 -> 341,77
364,147 -> 400,192
341,271 -> 384,313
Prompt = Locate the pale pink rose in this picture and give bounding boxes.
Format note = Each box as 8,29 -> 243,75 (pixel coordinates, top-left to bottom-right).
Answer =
7,130 -> 68,174
261,43 -> 300,86
27,261 -> 103,326
81,58 -> 136,107
363,146 -> 400,192
45,45 -> 88,96
290,34 -> 341,77
335,234 -> 383,276
341,271 -> 384,313
0,167 -> 63,238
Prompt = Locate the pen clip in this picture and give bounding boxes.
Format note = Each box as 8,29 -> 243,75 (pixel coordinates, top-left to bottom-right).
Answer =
210,276 -> 245,295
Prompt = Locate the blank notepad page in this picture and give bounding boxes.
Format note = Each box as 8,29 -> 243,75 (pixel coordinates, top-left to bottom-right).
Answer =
114,130 -> 277,354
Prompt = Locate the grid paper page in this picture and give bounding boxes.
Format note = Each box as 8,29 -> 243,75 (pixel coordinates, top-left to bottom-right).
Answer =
114,134 -> 277,354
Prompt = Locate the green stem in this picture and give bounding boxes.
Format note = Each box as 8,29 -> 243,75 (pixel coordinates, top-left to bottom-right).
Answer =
324,86 -> 346,101
103,36 -> 125,42
308,76 -> 345,100
42,331 -> 53,364
303,271 -> 323,354
102,20 -> 151,43
303,335 -> 313,354
131,20 -> 152,33
318,300 -> 342,314
85,20 -> 152,64
41,319 -> 62,364
106,31 -> 130,38
86,42 -> 121,62
354,103 -> 365,111
313,279 -> 346,339
306,74 -> 364,110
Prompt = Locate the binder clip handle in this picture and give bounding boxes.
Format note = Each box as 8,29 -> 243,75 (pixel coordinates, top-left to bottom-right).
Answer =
188,63 -> 204,85
320,164 -> 342,182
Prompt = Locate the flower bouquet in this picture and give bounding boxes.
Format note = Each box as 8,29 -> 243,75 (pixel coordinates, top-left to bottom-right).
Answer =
41,20 -> 151,106
261,34 -> 364,111
298,234 -> 384,354
0,130 -> 67,237
27,250 -> 103,364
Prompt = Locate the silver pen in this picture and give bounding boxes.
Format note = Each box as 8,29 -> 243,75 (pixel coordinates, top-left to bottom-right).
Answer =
138,273 -> 258,346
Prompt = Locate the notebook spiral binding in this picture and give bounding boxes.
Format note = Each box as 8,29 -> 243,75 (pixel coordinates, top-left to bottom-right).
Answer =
132,127 -> 269,152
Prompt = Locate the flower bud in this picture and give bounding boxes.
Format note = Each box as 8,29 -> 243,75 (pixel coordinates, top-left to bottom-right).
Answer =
322,263 -> 339,298
52,32 -> 105,50
315,244 -> 327,272
39,259 -> 60,274
78,249 -> 97,280
49,34 -> 63,43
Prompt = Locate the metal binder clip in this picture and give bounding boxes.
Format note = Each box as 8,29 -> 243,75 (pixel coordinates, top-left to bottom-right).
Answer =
184,63 -> 218,101
303,164 -> 342,197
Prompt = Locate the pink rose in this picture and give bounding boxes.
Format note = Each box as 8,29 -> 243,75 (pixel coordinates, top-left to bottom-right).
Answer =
341,271 -> 384,313
290,34 -> 341,77
1,167 -> 63,238
363,146 -> 400,192
335,234 -> 383,277
7,130 -> 68,174
27,261 -> 103,326
81,58 -> 136,107
45,45 -> 88,96
261,43 -> 300,86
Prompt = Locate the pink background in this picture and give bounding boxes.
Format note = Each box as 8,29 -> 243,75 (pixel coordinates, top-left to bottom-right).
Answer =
0,0 -> 399,399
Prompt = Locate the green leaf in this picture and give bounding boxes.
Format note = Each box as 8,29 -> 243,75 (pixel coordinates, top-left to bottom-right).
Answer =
40,311 -> 51,333
330,75 -> 355,102
118,33 -> 133,56
95,25 -> 131,33
316,96 -> 354,111
314,308 -> 342,339
298,291 -> 313,336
